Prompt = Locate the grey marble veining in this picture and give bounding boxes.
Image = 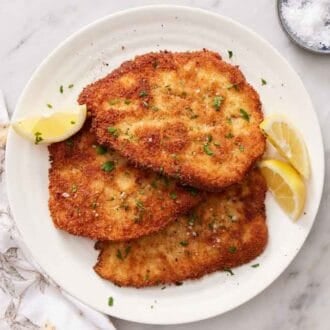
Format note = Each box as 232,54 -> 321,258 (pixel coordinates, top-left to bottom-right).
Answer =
1,0 -> 329,329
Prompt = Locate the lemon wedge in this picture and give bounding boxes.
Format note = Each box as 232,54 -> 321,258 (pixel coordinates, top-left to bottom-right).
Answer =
260,115 -> 310,179
259,159 -> 306,221
12,105 -> 87,144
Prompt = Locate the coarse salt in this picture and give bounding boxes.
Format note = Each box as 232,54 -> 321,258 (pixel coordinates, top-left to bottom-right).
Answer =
281,0 -> 330,49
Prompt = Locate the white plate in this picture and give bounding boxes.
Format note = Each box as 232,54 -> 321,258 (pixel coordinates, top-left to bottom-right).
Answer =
6,5 -> 324,325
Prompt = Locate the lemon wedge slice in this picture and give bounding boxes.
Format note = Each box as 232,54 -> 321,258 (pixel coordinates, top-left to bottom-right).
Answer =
259,159 -> 306,221
260,115 -> 310,179
12,105 -> 87,144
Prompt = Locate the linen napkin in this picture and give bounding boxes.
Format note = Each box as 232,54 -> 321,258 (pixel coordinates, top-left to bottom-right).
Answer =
0,90 -> 116,330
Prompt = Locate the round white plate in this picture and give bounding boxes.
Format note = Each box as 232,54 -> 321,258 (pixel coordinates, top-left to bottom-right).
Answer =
6,5 -> 324,325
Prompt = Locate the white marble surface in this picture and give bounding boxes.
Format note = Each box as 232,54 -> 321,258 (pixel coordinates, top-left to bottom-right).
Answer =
0,0 -> 329,329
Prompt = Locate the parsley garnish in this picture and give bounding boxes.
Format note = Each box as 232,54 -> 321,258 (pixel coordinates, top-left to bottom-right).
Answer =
71,184 -> 77,193
261,78 -> 267,86
124,99 -> 131,105
228,50 -> 233,59
228,246 -> 237,253
180,241 -> 188,247
101,161 -> 115,172
187,187 -> 198,196
213,96 -> 224,111
139,90 -> 148,97
68,84 -> 74,89
47,103 -> 53,109
136,200 -> 144,210
108,127 -> 119,137
66,138 -> 73,147
203,144 -> 214,156
239,108 -> 250,121
151,180 -> 158,188
70,120 -> 75,125
95,145 -> 107,155
251,263 -> 260,268
108,296 -> 114,306
227,83 -> 239,91
59,85 -> 64,94
116,249 -> 123,260
223,268 -> 234,276
238,144 -> 245,152
108,99 -> 120,106
34,132 -> 43,145
225,132 -> 234,139
169,192 -> 177,200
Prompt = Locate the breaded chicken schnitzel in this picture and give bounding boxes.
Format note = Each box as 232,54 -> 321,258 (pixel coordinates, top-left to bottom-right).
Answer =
48,121 -> 201,241
79,50 -> 265,191
94,169 -> 267,287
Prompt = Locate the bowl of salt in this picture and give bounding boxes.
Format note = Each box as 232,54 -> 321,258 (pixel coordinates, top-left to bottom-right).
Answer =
278,0 -> 330,54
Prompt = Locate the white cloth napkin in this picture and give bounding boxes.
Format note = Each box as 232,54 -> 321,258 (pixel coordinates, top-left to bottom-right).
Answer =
0,92 -> 116,330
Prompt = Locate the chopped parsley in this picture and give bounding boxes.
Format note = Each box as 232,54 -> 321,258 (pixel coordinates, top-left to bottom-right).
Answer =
261,78 -> 267,86
46,103 -> 53,109
226,117 -> 233,125
124,99 -> 131,105
59,85 -> 64,94
227,83 -> 239,91
136,200 -> 144,210
169,192 -> 177,200
108,127 -> 119,137
239,108 -> 250,122
223,268 -> 234,276
151,180 -> 158,188
228,50 -> 233,59
108,296 -> 114,306
238,144 -> 245,152
180,241 -> 188,247
213,96 -> 224,111
71,184 -> 77,193
251,263 -> 260,268
66,138 -> 73,147
101,161 -> 115,172
34,132 -> 43,145
95,145 -> 107,155
68,84 -> 74,89
225,132 -> 234,139
116,249 -> 123,260
139,90 -> 148,97
70,120 -> 75,125
228,246 -> 237,253
203,143 -> 214,156
187,187 -> 198,196
213,142 -> 221,147
116,245 -> 131,260
108,99 -> 119,105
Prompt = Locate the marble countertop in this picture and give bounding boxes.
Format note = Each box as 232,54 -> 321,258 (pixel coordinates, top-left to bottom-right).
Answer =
1,0 -> 329,329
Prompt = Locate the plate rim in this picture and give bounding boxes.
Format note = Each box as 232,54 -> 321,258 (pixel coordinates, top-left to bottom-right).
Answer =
5,4 -> 325,325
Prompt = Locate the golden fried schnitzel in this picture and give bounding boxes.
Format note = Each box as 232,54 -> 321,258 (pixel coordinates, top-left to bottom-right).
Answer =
94,169 -> 268,287
48,121 -> 201,241
79,50 -> 265,191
